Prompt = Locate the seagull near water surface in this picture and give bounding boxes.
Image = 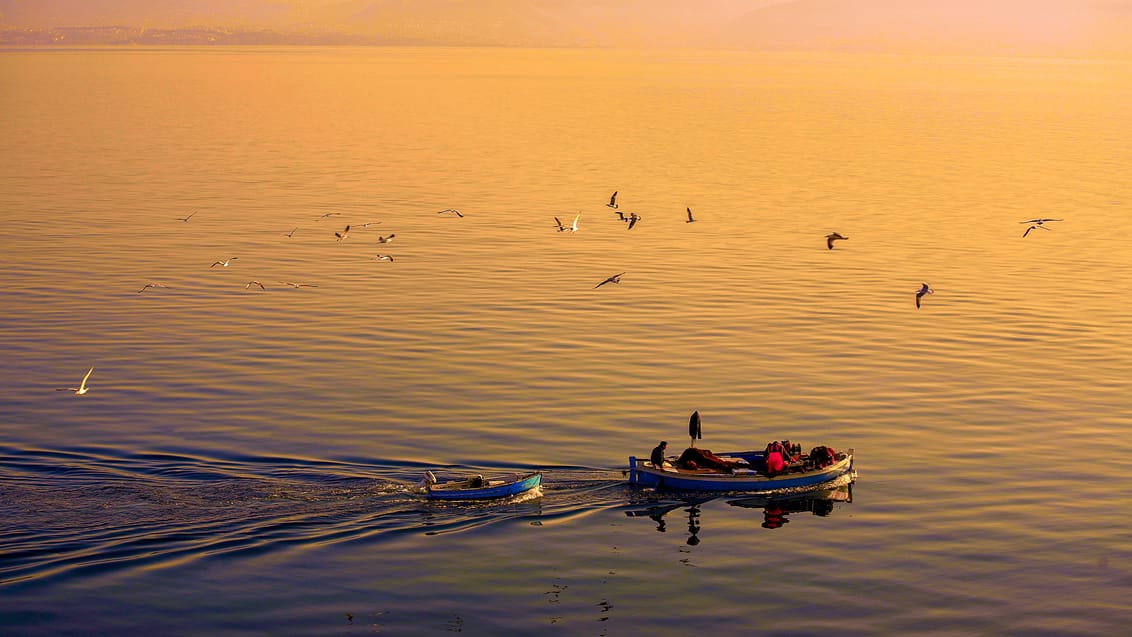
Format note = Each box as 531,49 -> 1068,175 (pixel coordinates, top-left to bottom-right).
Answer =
56,366 -> 93,395
211,257 -> 238,268
554,213 -> 580,233
335,224 -> 351,241
594,272 -> 625,288
175,211 -> 197,222
606,191 -> 619,209
437,209 -> 464,218
245,280 -> 266,290
826,232 -> 848,250
1021,218 -> 1062,237
138,282 -> 167,293
915,283 -> 934,309
686,207 -> 696,223
377,234 -> 395,244
278,281 -> 318,288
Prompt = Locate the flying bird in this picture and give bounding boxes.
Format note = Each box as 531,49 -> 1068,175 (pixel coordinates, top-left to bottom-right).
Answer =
278,281 -> 318,288
175,211 -> 197,222
56,366 -> 93,395
614,210 -> 628,222
915,283 -> 933,309
210,257 -> 238,268
554,213 -> 580,233
594,272 -> 625,288
627,213 -> 641,230
437,209 -> 464,217
284,227 -> 298,238
1021,218 -> 1062,237
317,212 -> 340,221
335,224 -> 351,241
374,254 -> 394,262
245,280 -> 266,290
826,232 -> 848,250
357,221 -> 382,228
137,282 -> 167,293
686,207 -> 696,223
377,234 -> 395,244
606,191 -> 619,209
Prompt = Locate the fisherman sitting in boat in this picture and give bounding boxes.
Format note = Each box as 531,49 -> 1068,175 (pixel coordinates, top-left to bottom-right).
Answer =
675,447 -> 746,472
650,441 -> 669,469
764,440 -> 794,477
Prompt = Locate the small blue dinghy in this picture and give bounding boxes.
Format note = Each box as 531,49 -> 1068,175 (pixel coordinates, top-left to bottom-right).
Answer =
422,471 -> 543,500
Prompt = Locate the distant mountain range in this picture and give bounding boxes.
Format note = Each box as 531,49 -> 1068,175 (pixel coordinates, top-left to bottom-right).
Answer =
2,0 -> 1130,56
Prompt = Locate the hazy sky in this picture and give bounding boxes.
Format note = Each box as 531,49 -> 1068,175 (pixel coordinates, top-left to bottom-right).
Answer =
2,0 -> 1130,55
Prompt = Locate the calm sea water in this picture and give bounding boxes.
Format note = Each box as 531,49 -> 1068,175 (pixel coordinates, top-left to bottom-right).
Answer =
2,46 -> 1131,636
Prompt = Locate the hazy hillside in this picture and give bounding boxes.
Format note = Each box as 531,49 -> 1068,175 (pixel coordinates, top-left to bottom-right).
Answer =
2,0 -> 1130,55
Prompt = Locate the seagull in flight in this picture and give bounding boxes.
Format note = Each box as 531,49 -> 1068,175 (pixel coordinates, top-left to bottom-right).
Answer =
627,213 -> 641,230
138,282 -> 168,293
357,221 -> 382,228
555,213 -> 580,232
606,191 -> 619,209
614,210 -> 628,222
211,257 -> 238,268
245,280 -> 266,290
278,281 -> 318,288
56,366 -> 93,395
826,232 -> 848,250
374,254 -> 394,262
377,234 -> 395,244
175,211 -> 197,222
284,227 -> 298,238
1021,218 -> 1062,237
437,209 -> 464,218
335,224 -> 351,241
686,207 -> 696,223
594,272 -> 625,288
915,283 -> 933,309
317,212 -> 340,221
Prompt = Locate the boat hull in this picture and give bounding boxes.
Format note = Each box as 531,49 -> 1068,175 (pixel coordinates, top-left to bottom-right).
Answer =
628,451 -> 853,492
426,472 -> 542,500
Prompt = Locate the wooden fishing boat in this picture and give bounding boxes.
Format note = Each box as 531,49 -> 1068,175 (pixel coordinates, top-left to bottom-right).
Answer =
422,471 -> 543,500
627,448 -> 854,493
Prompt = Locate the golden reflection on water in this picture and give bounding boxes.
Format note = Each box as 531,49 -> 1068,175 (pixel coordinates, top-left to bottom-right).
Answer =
1,47 -> 1131,466
2,46 -> 1132,636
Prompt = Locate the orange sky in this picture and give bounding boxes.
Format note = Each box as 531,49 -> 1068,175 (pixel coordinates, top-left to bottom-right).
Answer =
2,0 -> 1131,55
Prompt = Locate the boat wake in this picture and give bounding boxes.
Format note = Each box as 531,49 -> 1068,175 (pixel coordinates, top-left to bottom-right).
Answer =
0,445 -> 629,589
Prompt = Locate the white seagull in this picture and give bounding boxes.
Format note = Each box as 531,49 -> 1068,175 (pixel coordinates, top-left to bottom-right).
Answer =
437,209 -> 464,218
627,213 -> 641,230
377,234 -> 395,244
56,366 -> 93,395
374,254 -> 394,262
686,207 -> 696,223
915,283 -> 933,309
1021,217 -> 1062,237
245,280 -> 266,290
210,257 -> 238,268
335,224 -> 351,241
278,281 -> 318,288
175,211 -> 197,222
826,232 -> 848,250
594,272 -> 625,288
138,282 -> 168,293
317,212 -> 340,221
555,213 -> 580,232
606,191 -> 618,209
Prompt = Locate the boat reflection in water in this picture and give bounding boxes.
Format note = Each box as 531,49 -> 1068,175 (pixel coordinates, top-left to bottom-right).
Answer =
625,482 -> 854,544
728,483 -> 853,530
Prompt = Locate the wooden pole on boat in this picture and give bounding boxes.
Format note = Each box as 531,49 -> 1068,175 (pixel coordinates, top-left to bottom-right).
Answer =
689,410 -> 702,448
